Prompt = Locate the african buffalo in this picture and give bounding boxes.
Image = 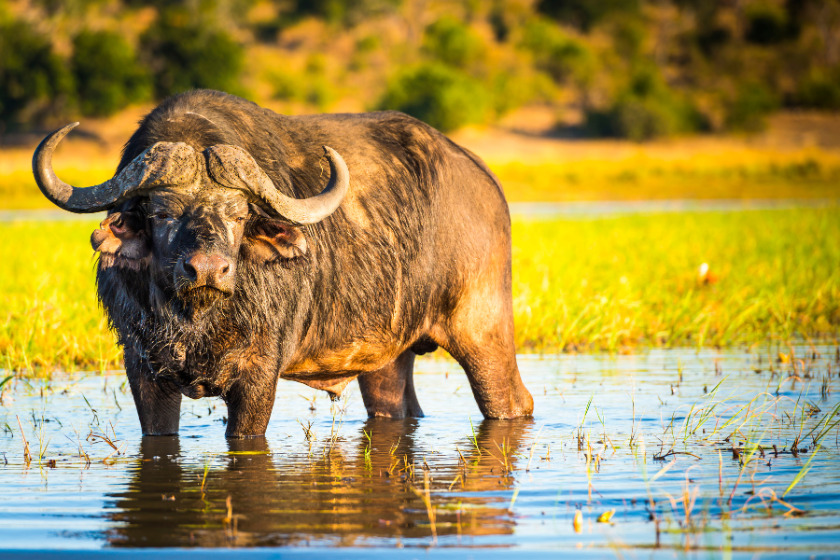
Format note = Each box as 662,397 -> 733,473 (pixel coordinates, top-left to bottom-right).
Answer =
32,89 -> 533,437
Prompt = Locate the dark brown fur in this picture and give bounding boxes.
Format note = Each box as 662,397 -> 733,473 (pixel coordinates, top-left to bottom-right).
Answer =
94,89 -> 533,437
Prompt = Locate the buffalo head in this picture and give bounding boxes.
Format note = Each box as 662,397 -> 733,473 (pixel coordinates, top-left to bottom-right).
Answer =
33,123 -> 349,315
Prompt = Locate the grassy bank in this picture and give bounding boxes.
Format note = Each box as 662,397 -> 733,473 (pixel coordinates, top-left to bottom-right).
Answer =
513,207 -> 840,351
496,151 -> 840,201
1,207 -> 838,375
3,139 -> 840,209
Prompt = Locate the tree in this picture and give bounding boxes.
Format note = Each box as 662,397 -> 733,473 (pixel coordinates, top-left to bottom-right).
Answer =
0,19 -> 75,128
141,7 -> 245,98
72,30 -> 151,117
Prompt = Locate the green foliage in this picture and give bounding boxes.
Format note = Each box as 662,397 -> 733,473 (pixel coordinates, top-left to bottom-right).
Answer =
285,0 -> 401,26
536,0 -> 641,31
724,82 -> 779,132
489,69 -> 556,116
794,71 -> 840,110
585,67 -> 706,140
71,30 -> 151,117
141,7 -> 245,98
376,63 -> 491,132
744,2 -> 794,45
0,19 -> 75,128
518,18 -> 595,86
422,16 -> 486,70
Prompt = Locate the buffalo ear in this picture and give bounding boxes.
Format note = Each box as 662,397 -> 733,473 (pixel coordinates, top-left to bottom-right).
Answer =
244,220 -> 308,262
91,211 -> 151,269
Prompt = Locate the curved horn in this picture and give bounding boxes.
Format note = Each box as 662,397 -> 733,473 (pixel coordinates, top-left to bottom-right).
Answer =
33,123 -> 201,213
206,144 -> 350,226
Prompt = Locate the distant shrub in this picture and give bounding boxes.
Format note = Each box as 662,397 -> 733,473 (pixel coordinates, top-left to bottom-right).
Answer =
536,0 -> 641,31
141,8 -> 245,98
269,60 -> 335,111
376,63 -> 491,132
422,17 -> 486,70
0,19 -> 75,128
490,69 -> 556,116
585,66 -> 706,140
285,0 -> 401,26
72,30 -> 151,117
724,82 -> 779,132
794,72 -> 840,110
518,19 -> 595,86
744,2 -> 792,45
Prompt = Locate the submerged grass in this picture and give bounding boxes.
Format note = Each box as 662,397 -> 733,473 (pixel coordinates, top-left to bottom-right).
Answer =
0,207 -> 838,375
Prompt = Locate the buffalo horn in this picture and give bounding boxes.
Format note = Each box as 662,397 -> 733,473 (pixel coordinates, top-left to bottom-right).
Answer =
206,144 -> 349,225
32,123 -> 201,213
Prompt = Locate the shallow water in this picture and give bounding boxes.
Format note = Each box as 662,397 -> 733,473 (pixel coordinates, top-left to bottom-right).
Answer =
1,345 -> 839,558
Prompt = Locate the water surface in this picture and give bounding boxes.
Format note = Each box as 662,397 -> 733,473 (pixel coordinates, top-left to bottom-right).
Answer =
1,346 -> 839,558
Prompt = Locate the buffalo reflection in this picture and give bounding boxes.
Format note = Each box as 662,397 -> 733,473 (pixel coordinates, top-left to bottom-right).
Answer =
106,418 -> 534,547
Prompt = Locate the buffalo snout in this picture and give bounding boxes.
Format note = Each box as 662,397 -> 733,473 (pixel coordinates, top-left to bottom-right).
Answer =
176,252 -> 236,295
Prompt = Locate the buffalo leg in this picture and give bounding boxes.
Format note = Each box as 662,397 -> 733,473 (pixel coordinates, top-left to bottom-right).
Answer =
125,348 -> 182,436
358,350 -> 423,418
223,375 -> 278,438
442,279 -> 534,419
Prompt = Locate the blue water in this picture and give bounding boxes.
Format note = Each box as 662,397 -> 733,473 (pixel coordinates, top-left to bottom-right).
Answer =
1,345 -> 839,558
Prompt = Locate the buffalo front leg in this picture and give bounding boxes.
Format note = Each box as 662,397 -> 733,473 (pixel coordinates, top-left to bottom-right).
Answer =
125,347 -> 182,436
223,374 -> 278,438
358,350 -> 423,418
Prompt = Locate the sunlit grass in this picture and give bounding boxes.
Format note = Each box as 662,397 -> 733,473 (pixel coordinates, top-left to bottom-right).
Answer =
1,208 -> 838,374
511,207 -> 840,351
493,149 -> 840,201
0,221 -> 120,374
3,143 -> 840,208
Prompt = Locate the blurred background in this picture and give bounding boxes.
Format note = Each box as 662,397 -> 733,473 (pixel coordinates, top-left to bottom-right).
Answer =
1,0 -> 839,205
3,0 -> 840,135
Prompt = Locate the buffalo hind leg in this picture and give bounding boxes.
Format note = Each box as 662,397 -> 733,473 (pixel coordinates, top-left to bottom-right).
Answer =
358,350 -> 423,418
125,347 -> 182,436
442,286 -> 534,419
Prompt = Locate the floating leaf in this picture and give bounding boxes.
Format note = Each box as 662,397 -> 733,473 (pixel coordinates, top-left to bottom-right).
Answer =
597,509 -> 615,523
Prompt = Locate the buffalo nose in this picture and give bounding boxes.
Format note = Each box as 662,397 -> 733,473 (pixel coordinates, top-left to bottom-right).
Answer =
177,253 -> 234,291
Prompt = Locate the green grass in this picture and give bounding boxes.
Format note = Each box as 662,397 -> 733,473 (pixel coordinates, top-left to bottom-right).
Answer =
1,207 -> 838,374
512,207 -> 840,351
0,221 -> 120,373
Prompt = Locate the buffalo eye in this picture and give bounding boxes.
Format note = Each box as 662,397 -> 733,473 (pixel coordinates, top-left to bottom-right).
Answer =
152,212 -> 170,220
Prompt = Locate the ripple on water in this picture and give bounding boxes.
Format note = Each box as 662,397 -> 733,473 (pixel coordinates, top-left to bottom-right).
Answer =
0,345 -> 839,557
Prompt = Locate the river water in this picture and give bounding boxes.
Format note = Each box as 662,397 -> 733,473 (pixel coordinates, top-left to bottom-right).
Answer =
1,345 -> 839,558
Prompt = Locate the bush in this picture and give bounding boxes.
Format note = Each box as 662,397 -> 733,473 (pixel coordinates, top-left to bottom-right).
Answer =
422,17 -> 486,70
744,2 -> 793,45
518,19 -> 595,86
72,30 -> 151,117
585,66 -> 706,140
536,0 -> 641,31
141,8 -> 245,98
0,19 -> 75,128
724,82 -> 779,132
376,63 -> 491,132
794,72 -> 840,110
